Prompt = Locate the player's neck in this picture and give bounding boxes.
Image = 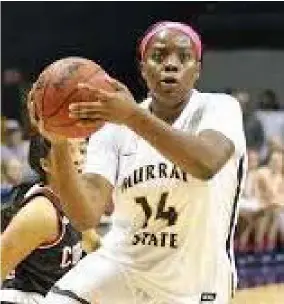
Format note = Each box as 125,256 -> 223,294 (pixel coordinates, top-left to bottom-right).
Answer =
46,176 -> 59,196
150,90 -> 193,124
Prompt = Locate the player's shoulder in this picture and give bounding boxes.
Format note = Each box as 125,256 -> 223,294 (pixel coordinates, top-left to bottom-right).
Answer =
199,91 -> 240,108
196,91 -> 243,121
8,194 -> 57,234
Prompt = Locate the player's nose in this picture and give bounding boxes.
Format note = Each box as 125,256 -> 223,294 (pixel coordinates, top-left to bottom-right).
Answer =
163,54 -> 179,73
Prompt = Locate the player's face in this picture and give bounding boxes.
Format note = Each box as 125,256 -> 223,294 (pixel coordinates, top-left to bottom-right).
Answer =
141,29 -> 200,105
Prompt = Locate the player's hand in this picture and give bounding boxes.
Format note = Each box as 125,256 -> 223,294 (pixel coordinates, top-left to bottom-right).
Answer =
28,88 -> 68,145
69,78 -> 139,126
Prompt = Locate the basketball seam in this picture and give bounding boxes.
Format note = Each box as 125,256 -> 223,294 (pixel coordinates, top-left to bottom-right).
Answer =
44,88 -> 80,119
44,69 -> 102,119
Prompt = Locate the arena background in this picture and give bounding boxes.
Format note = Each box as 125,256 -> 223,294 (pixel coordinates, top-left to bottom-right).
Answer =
1,2 -> 284,303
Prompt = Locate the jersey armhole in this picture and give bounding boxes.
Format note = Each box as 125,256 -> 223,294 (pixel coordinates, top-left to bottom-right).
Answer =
21,185 -> 66,249
38,205 -> 65,249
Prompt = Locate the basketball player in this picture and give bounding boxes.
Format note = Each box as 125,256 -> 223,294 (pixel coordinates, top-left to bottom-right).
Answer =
38,21 -> 246,304
0,133 -> 100,303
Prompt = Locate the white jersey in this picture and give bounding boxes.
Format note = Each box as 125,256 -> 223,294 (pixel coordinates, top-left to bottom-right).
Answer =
84,89 -> 247,303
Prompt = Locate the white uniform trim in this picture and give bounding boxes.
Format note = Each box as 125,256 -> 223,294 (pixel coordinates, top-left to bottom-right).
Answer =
0,288 -> 44,304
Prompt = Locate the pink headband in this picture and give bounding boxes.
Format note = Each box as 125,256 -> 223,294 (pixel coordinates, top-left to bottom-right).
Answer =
139,21 -> 202,61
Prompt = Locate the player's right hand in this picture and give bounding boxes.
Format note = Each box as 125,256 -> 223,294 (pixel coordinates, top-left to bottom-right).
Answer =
27,88 -> 67,144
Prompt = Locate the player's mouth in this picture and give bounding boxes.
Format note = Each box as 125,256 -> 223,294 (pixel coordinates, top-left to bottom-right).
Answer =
160,75 -> 179,90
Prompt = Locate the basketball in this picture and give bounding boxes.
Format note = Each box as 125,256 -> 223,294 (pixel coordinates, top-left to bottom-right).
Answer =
29,57 -> 115,138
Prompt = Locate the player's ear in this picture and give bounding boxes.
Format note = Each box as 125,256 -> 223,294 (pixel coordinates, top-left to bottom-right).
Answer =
193,61 -> 201,82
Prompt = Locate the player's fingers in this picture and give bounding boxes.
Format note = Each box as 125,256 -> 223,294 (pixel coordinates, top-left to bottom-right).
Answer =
69,107 -> 107,120
76,113 -> 107,121
75,118 -> 105,127
69,110 -> 106,119
69,101 -> 105,111
69,111 -> 105,120
78,83 -> 113,99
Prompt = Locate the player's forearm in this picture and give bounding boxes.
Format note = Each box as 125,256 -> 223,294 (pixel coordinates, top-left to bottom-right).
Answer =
128,107 -> 232,180
0,243 -> 11,282
50,142 -> 102,231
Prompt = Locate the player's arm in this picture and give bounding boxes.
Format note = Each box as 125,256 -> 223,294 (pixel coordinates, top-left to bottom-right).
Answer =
81,228 -> 101,253
72,82 -> 241,181
49,140 -> 113,232
129,114 -> 233,180
127,97 -> 242,180
0,197 -> 59,282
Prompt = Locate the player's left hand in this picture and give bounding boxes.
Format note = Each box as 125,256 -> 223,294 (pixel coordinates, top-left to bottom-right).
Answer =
69,78 -> 139,126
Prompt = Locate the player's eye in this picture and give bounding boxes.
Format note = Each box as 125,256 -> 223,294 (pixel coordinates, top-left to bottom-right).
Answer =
179,51 -> 191,63
151,50 -> 164,63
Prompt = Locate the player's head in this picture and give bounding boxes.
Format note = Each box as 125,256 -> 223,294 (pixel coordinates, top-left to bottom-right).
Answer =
28,133 -> 52,183
138,21 -> 202,104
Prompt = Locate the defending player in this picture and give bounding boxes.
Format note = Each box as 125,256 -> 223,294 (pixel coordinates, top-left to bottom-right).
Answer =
39,21 -> 246,303
0,133 -> 100,303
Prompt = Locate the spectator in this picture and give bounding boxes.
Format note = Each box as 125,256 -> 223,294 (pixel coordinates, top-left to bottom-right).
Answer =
237,148 -> 261,251
232,89 -> 265,152
254,147 -> 284,250
2,120 -> 27,160
242,148 -> 260,204
1,157 -> 23,188
1,116 -> 7,143
239,147 -> 284,251
255,147 -> 284,207
261,136 -> 284,166
2,69 -> 24,121
1,119 -> 36,182
257,89 -> 281,110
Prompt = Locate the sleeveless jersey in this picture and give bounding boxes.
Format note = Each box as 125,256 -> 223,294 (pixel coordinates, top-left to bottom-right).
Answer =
1,184 -> 83,297
84,90 -> 247,303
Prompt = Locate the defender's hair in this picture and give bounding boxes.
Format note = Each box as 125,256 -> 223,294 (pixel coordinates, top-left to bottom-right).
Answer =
28,133 -> 51,183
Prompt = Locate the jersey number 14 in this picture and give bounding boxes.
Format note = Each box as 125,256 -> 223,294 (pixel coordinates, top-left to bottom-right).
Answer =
135,192 -> 178,228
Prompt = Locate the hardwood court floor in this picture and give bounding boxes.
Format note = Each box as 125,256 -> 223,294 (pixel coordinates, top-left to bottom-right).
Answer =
231,284 -> 284,304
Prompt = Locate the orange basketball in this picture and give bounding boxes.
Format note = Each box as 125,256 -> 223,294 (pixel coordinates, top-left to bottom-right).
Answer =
29,57 -> 114,138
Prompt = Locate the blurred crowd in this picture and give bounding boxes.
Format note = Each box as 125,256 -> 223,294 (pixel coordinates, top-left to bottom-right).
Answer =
230,89 -> 284,253
1,68 -> 284,251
